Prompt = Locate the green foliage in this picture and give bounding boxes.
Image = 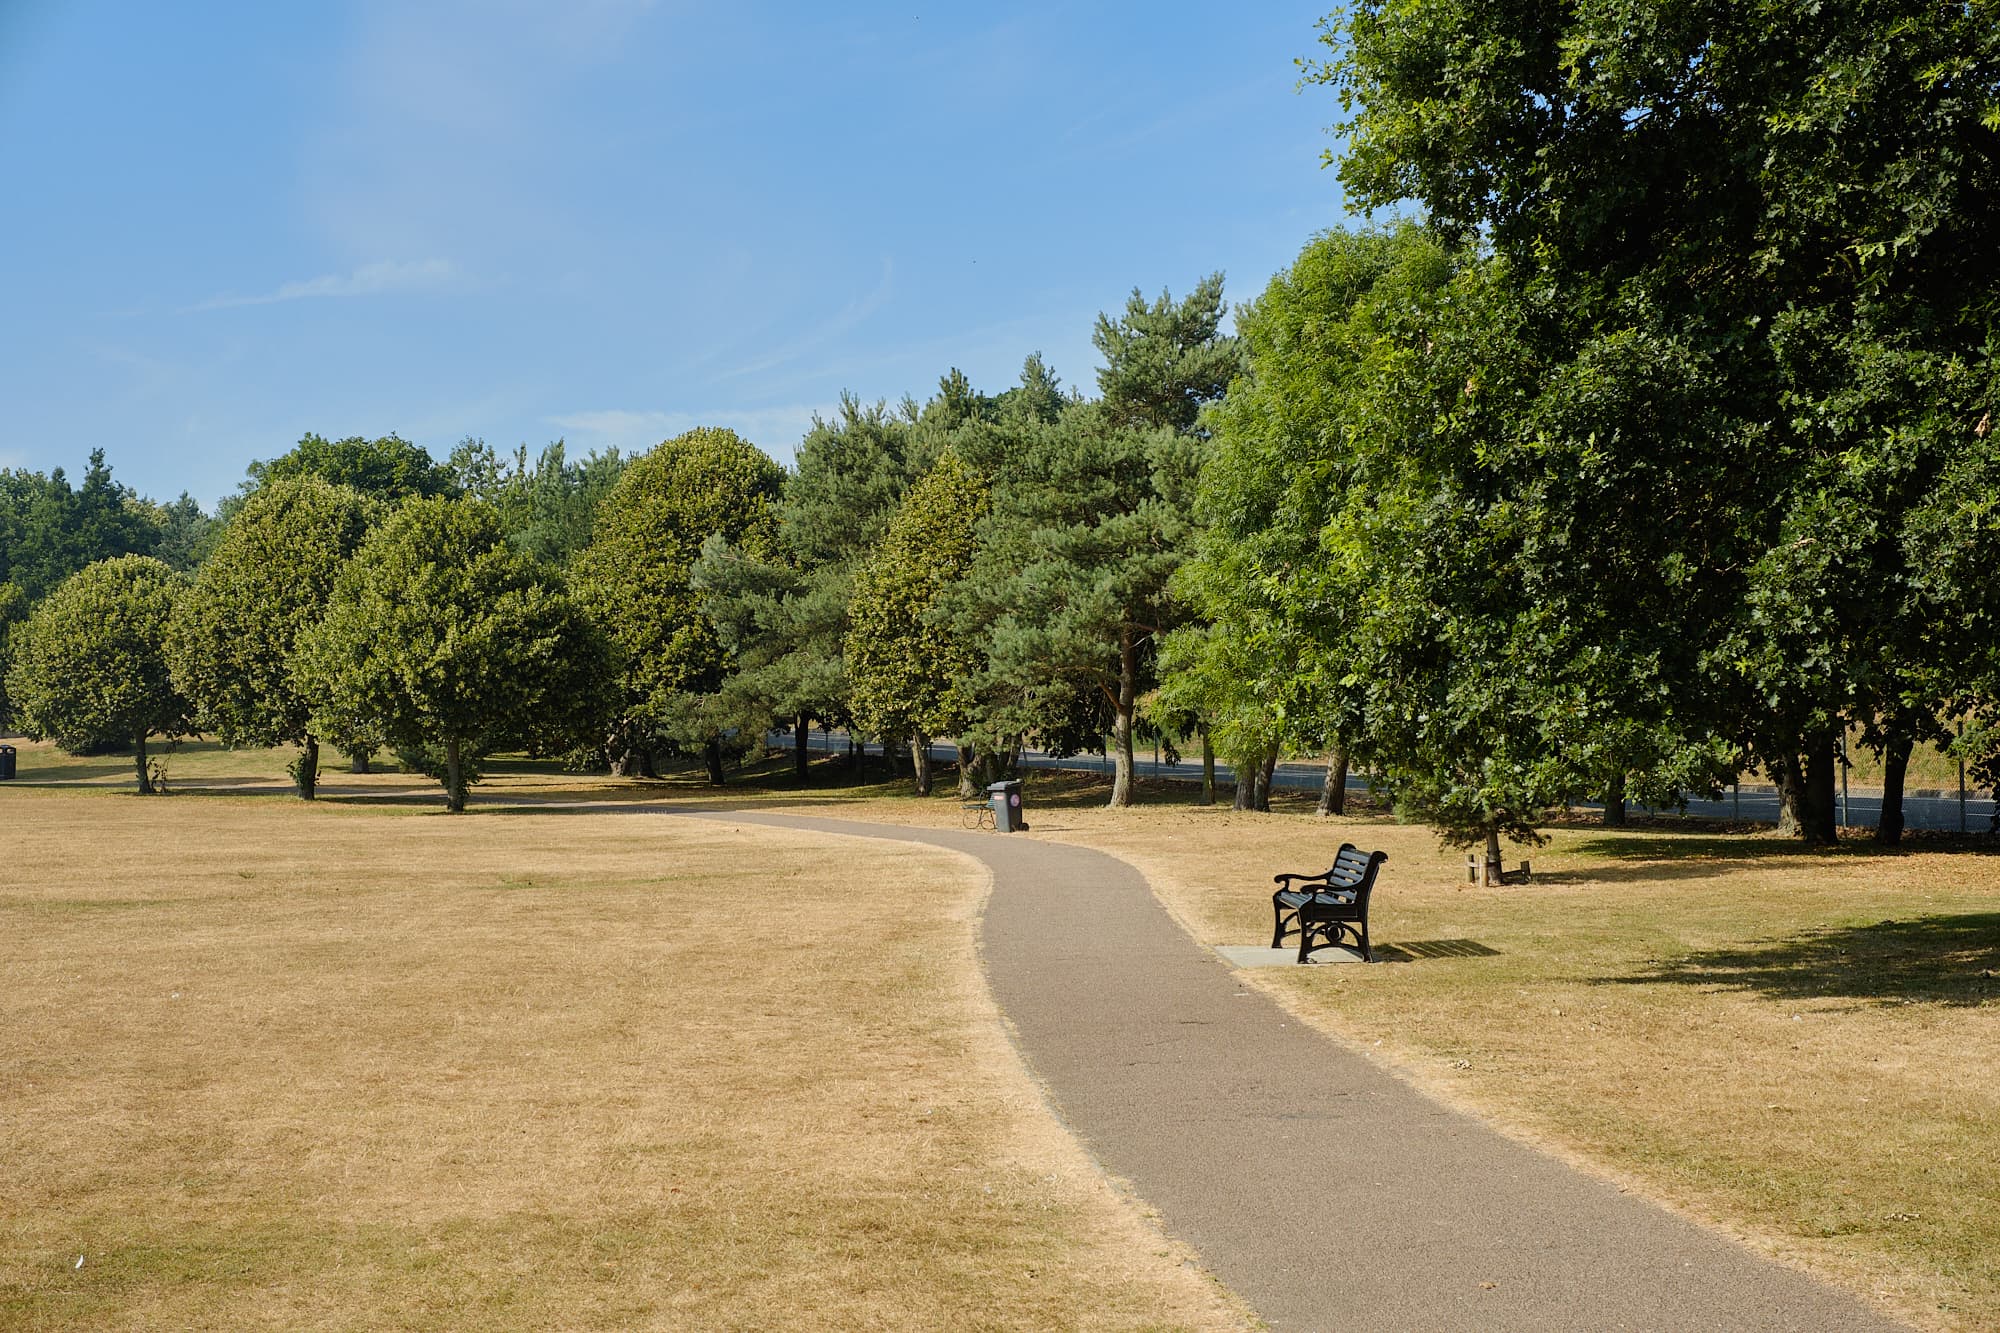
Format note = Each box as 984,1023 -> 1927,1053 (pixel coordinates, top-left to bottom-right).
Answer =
955,399 -> 1198,799
951,282 -> 1238,805
244,433 -> 455,502
1093,273 -> 1241,434
573,428 -> 785,769
1308,0 -> 2000,840
692,396 -> 931,760
0,450 -> 163,601
0,580 -> 25,727
165,478 -> 379,796
1171,227 -> 1444,776
142,492 -> 222,572
294,497 -> 612,811
6,555 -> 189,790
447,438 -> 626,565
846,451 -> 990,746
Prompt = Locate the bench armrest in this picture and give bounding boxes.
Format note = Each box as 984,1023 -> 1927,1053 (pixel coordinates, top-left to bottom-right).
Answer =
1273,872 -> 1329,888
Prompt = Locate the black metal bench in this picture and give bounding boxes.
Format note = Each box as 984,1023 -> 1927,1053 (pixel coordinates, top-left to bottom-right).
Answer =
1271,843 -> 1388,963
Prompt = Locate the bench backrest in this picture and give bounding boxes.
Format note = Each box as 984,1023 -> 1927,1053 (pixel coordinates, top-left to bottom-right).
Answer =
1322,843 -> 1389,896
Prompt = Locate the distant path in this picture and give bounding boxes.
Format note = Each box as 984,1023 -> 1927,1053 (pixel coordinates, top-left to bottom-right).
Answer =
686,809 -> 1907,1332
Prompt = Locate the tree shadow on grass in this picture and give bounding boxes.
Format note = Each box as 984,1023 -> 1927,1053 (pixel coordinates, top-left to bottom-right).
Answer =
1606,912 -> 2000,1007
1546,832 -> 1956,886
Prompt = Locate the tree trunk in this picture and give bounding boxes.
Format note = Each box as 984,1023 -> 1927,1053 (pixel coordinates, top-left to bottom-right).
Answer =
1255,750 -> 1277,812
794,713 -> 811,787
445,736 -> 466,813
1197,727 -> 1215,807
1232,750 -> 1253,810
1603,772 -> 1626,827
1774,755 -> 1804,837
956,742 -> 978,799
350,749 -> 373,775
1803,729 -> 1838,845
1877,729 -> 1913,846
1108,626 -> 1137,808
297,735 -> 319,801
1316,746 -> 1349,817
703,737 -> 726,786
1482,827 -> 1503,887
133,733 -> 152,795
910,732 -> 933,797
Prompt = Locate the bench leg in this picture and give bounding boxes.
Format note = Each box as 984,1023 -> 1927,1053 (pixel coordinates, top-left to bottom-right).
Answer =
1272,900 -> 1299,950
1358,919 -> 1372,963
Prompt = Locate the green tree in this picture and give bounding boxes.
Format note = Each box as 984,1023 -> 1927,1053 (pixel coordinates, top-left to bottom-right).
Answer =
959,402 -> 1196,807
6,555 -> 189,792
1170,230 -> 1440,813
244,433 -> 455,503
0,451 -> 163,600
166,478 -> 379,799
447,438 -> 626,566
1311,0 -> 2000,843
0,580 -> 28,728
1095,275 -> 1242,435
293,497 -> 611,812
845,451 -> 990,795
573,427 -> 785,783
961,283 -> 1237,807
692,394 -> 938,784
144,492 -> 222,572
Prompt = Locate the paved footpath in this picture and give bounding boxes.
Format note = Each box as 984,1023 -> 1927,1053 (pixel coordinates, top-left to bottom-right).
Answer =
695,810 -> 1907,1332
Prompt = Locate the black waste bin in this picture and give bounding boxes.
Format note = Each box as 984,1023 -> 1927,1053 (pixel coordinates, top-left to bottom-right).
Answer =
0,745 -> 14,780
987,779 -> 1027,833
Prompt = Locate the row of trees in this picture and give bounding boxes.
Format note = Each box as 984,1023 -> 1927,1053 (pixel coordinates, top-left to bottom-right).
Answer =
9,8 -> 1994,853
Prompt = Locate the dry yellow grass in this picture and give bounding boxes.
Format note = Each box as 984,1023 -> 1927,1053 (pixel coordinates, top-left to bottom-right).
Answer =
0,752 -> 1250,1330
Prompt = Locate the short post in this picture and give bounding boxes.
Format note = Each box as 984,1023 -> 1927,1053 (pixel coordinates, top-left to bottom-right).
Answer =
1465,853 -> 1478,884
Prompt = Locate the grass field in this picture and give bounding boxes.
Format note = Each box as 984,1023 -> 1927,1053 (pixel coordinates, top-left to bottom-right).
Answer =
0,742 -> 1247,1330
9,736 -> 1999,1330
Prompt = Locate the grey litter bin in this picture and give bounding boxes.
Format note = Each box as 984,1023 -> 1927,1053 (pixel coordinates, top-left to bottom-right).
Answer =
987,779 -> 1027,833
0,745 -> 15,780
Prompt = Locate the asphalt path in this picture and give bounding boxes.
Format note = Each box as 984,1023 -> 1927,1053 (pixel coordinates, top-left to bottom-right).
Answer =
690,807 -> 1908,1332
782,730 -> 1997,834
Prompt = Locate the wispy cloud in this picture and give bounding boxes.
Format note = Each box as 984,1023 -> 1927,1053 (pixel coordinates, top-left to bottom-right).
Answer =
546,405 -> 832,460
718,259 -> 896,380
185,258 -> 456,312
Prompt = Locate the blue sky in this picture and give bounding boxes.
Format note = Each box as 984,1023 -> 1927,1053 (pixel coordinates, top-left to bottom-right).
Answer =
0,2 -> 1349,508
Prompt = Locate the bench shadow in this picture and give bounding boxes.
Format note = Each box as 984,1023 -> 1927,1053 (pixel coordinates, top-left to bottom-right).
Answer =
1602,912 -> 2000,1007
1376,939 -> 1501,962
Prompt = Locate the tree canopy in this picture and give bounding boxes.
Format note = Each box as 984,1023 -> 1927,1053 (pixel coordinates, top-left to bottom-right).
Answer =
166,477 -> 379,798
244,433 -> 455,502
6,554 -> 189,793
846,449 -> 990,794
1305,0 -> 2000,844
294,497 -> 611,812
573,427 -> 785,782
